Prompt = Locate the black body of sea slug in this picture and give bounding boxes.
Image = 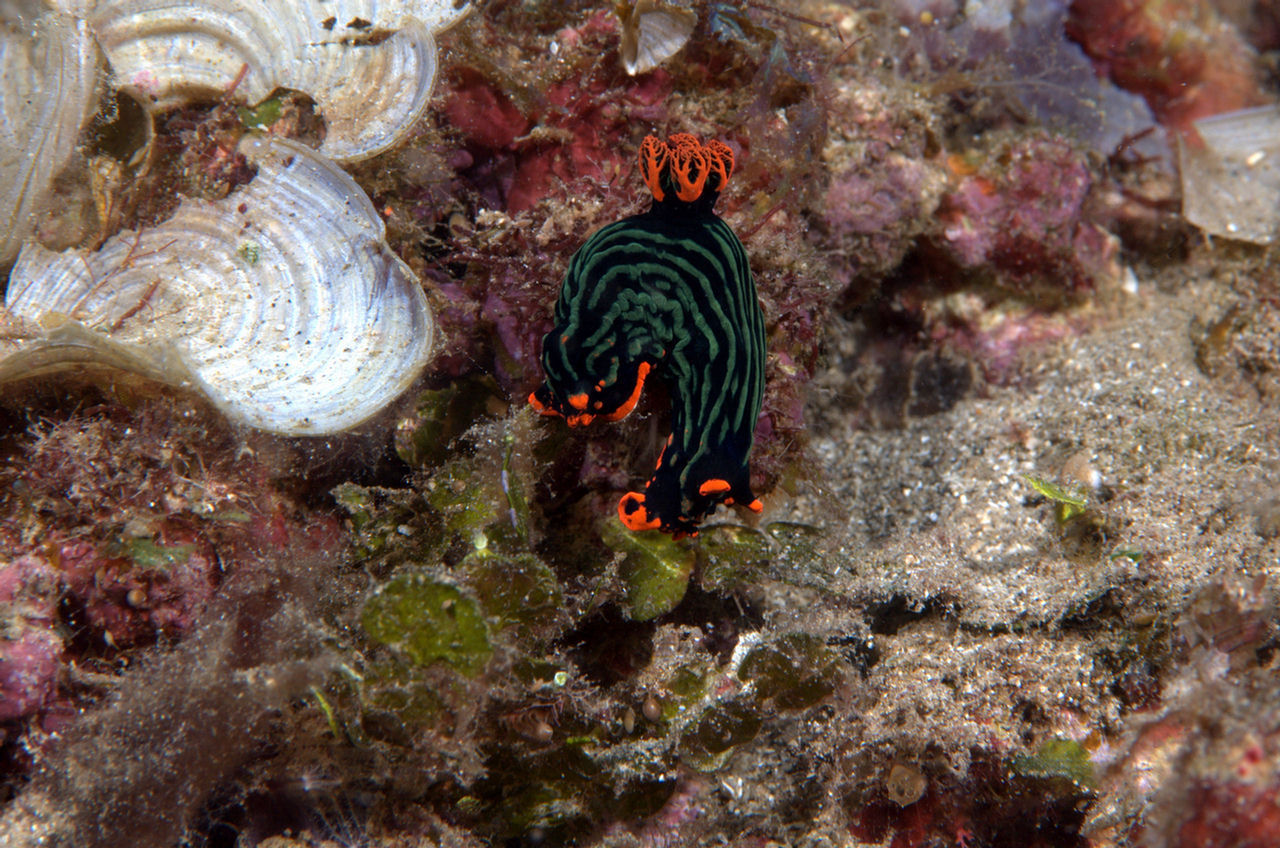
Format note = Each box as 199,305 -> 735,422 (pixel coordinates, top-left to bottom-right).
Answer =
530,133 -> 766,537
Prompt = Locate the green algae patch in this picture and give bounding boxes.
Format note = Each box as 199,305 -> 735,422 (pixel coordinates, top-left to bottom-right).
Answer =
236,241 -> 261,265
428,461 -> 500,544
125,538 -> 195,570
600,520 -> 695,621
462,551 -> 561,635
366,671 -> 449,730
332,482 -> 424,561
697,525 -> 771,592
362,572 -> 492,677
499,781 -> 585,833
1010,738 -> 1096,787
739,633 -> 840,711
476,747 -> 604,839
1022,474 -> 1088,522
394,376 -> 504,468
660,662 -> 711,721
416,411 -> 539,554
236,96 -> 283,129
680,699 -> 762,771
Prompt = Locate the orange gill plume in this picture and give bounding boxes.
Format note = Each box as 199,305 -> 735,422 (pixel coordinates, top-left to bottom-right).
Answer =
638,134 -> 737,203
639,134 -> 671,201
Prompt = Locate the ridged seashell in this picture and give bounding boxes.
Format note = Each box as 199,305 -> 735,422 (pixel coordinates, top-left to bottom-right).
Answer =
88,0 -> 471,162
0,4 -> 103,263
3,136 -> 435,435
618,0 -> 696,76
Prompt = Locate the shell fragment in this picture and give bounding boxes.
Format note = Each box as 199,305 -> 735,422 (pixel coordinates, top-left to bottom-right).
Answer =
0,5 -> 103,263
5,137 -> 435,435
1180,106 -> 1280,245
88,0 -> 471,161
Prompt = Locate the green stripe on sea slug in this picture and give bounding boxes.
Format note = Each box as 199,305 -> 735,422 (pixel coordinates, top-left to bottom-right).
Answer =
530,134 -> 766,537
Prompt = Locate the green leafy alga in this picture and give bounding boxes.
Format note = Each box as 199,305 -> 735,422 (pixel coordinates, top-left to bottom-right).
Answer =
1022,474 -> 1089,522
1011,737 -> 1097,787
599,520 -> 695,621
362,571 -> 492,677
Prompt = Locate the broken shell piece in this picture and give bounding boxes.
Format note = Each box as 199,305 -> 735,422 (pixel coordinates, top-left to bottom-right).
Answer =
0,6 -> 103,263
618,0 -> 696,76
1180,106 -> 1280,245
88,0 -> 471,161
885,762 -> 927,807
4,136 -> 435,436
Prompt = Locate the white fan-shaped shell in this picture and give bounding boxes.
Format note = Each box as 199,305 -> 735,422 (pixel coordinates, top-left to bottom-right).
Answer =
88,0 -> 470,161
620,0 -> 695,76
0,5 -> 102,263
5,136 -> 435,435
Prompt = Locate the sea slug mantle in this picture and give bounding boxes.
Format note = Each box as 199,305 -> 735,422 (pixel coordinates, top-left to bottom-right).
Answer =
530,133 -> 766,536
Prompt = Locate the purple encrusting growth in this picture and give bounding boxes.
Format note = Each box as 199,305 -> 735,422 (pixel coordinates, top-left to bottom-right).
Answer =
0,556 -> 62,722
937,134 -> 1118,292
823,155 -> 938,287
0,631 -> 61,722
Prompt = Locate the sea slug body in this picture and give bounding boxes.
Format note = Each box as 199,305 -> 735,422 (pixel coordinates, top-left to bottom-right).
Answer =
530,133 -> 766,536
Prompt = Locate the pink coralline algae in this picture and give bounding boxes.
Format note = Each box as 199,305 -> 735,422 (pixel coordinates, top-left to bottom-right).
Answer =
442,11 -> 671,214
1172,782 -> 1280,848
823,154 -> 939,287
0,629 -> 62,723
0,399 -> 347,738
506,70 -> 670,213
936,135 -> 1118,293
0,538 -> 219,725
0,556 -> 62,723
442,68 -> 530,152
56,535 -> 220,648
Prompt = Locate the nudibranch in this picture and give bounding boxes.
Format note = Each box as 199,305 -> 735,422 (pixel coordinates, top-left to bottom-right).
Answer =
530,133 -> 766,536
